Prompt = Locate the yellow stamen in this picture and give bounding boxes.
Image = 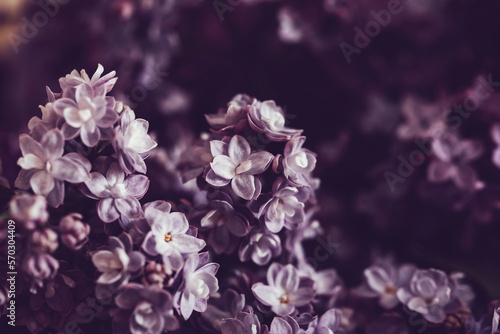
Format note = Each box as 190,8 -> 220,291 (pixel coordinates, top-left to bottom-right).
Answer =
164,233 -> 172,242
280,295 -> 289,304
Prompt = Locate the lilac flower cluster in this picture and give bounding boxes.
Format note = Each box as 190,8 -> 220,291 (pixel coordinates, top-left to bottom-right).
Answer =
4,65 -> 500,334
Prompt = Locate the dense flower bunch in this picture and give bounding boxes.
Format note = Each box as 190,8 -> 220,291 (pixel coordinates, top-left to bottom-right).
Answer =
3,65 -> 500,334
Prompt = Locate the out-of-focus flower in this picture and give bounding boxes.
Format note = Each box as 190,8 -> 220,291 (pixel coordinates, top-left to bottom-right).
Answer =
202,288 -> 245,331
396,96 -> 447,140
23,253 -> 59,293
15,129 -> 91,207
205,94 -> 253,131
428,134 -> 483,190
248,100 -> 302,141
83,162 -> 149,223
298,263 -> 343,299
220,308 -> 264,334
490,124 -> 500,169
174,252 -> 220,320
114,283 -> 179,334
206,135 -> 273,200
53,83 -> 118,147
356,257 -> 416,309
59,64 -> 117,93
142,207 -> 205,271
30,228 -> 58,254
59,213 -> 91,251
252,263 -> 315,316
396,269 -> 455,324
283,136 -> 317,188
239,229 -> 282,266
113,107 -> 158,174
92,232 -> 145,285
9,194 -> 48,230
142,261 -> 172,288
200,195 -> 251,254
259,186 -> 307,233
449,272 -> 475,306
278,7 -> 307,43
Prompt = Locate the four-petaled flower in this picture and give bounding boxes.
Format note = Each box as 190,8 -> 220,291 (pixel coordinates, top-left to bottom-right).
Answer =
248,100 -> 302,141
259,186 -> 307,233
15,129 -> 91,207
252,263 -> 315,315
83,162 -> 149,222
142,207 -> 206,271
206,135 -> 274,200
283,136 -> 317,187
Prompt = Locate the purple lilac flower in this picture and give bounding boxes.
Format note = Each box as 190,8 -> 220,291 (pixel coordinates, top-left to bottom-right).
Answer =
112,106 -> 158,174
83,162 -> 149,223
206,135 -> 274,200
59,64 -> 117,93
15,129 -> 91,207
200,194 -> 251,254
428,133 -> 483,190
9,194 -> 48,230
252,263 -> 315,316
23,253 -> 59,293
283,136 -> 317,188
356,257 -> 416,309
142,206 -> 205,271
205,94 -> 253,131
298,263 -> 343,299
92,232 -> 145,285
300,308 -> 342,334
259,186 -> 308,233
491,123 -> 500,169
239,228 -> 282,266
30,228 -> 58,254
248,100 -> 302,141
221,308 -> 264,334
59,213 -> 91,251
396,95 -> 447,140
396,268 -> 458,324
113,283 -> 179,334
202,288 -> 246,330
53,83 -> 118,147
174,252 -> 220,320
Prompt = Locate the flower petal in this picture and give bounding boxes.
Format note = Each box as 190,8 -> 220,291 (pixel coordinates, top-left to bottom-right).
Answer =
232,174 -> 255,200
30,170 -> 55,195
246,151 -> 274,175
228,135 -> 251,165
205,168 -> 231,187
171,234 -> 206,254
211,155 -> 236,180
115,197 -> 142,219
98,198 -> 120,222
123,174 -> 149,198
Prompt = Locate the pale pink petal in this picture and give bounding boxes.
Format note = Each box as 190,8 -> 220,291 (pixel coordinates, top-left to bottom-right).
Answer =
30,170 -> 55,195
228,135 -> 251,165
211,155 -> 236,179
98,198 -> 120,222
231,174 -> 255,200
205,168 -> 231,187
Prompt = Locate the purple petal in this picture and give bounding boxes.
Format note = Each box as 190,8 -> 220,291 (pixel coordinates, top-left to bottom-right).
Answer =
19,134 -> 45,159
232,174 -> 256,200
289,287 -> 315,306
85,172 -> 110,198
211,155 -> 237,179
246,151 -> 274,175
98,198 -> 120,222
228,135 -> 251,165
210,140 -> 228,157
172,234 -> 206,253
123,174 -> 149,198
206,168 -> 231,187
252,283 -> 281,307
30,170 -> 55,195
276,265 -> 299,292
81,122 -> 101,147
221,319 -> 247,334
41,130 -> 64,160
51,156 -> 90,183
115,197 -> 142,219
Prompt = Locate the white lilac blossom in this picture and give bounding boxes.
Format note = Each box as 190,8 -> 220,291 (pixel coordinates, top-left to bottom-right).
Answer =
205,94 -> 253,131
113,106 -> 158,174
252,263 -> 315,316
53,83 -> 118,147
113,283 -> 179,334
356,257 -> 416,309
15,129 -> 91,207
9,193 -> 48,230
174,252 -> 220,320
221,308 -> 264,334
142,205 -> 205,271
396,269 -> 458,324
283,136 -> 317,188
92,233 -> 145,285
239,228 -> 282,266
248,100 -> 303,141
83,162 -> 149,223
206,135 -> 274,200
59,213 -> 91,251
259,186 -> 307,233
200,196 -> 251,254
59,63 -> 117,93
427,134 -> 483,190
